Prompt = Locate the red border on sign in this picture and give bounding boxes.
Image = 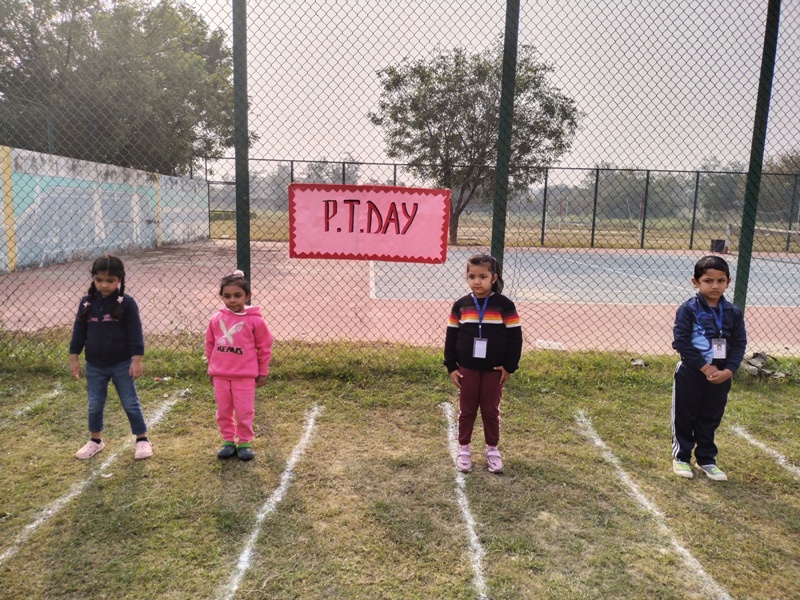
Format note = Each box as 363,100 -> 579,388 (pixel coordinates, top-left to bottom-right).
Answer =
288,183 -> 450,263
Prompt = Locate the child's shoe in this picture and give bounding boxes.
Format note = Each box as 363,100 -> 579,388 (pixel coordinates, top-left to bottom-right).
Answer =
456,444 -> 472,473
236,443 -> 254,461
217,441 -> 237,459
485,446 -> 504,474
672,460 -> 693,478
75,440 -> 105,460
699,464 -> 727,481
134,439 -> 153,460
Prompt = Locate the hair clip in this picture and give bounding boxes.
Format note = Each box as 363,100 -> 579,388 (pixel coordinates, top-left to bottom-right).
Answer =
117,296 -> 124,303
233,269 -> 245,278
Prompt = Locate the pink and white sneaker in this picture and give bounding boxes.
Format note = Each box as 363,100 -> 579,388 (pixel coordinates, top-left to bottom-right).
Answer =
134,439 -> 153,460
485,446 -> 504,474
456,444 -> 472,473
75,440 -> 105,460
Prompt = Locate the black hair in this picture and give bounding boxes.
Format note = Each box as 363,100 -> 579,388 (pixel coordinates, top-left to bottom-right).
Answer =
219,270 -> 251,297
694,255 -> 731,280
79,253 -> 126,322
466,253 -> 504,293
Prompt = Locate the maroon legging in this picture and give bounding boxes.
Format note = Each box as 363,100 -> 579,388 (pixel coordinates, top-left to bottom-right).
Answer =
457,367 -> 503,446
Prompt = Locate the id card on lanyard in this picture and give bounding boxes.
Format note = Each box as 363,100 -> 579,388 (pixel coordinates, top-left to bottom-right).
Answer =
472,294 -> 489,359
708,302 -> 726,360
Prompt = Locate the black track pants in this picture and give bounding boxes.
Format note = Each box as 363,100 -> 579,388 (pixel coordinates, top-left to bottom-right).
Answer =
671,361 -> 730,465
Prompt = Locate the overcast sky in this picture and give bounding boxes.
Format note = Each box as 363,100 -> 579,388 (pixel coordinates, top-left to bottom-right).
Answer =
187,0 -> 800,176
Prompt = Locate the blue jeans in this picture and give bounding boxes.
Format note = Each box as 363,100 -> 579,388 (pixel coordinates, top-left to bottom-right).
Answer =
85,360 -> 147,435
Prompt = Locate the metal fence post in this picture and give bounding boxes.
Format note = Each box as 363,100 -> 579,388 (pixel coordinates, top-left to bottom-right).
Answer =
689,171 -> 700,249
233,0 -> 250,278
640,170 -> 650,248
590,167 -> 599,248
490,0 -> 520,275
787,173 -> 798,251
540,167 -> 549,245
735,0 -> 781,310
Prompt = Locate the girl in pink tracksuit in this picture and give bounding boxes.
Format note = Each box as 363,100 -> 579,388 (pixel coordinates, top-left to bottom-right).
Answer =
205,270 -> 273,461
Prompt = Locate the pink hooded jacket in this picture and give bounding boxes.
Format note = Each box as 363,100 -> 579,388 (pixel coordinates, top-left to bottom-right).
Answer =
205,305 -> 273,379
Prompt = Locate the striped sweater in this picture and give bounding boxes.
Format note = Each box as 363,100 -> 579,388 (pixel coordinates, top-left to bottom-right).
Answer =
444,292 -> 522,373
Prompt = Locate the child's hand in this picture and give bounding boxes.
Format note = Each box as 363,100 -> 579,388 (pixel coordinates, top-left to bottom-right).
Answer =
700,364 -> 719,377
69,355 -> 81,379
256,375 -> 268,388
449,370 -> 463,389
707,368 -> 733,384
494,365 -> 511,385
129,356 -> 143,379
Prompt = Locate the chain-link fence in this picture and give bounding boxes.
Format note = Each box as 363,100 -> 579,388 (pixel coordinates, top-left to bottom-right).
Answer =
1,0 -> 799,362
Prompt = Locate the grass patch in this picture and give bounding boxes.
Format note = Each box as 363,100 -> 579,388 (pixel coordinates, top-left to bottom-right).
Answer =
0,346 -> 798,599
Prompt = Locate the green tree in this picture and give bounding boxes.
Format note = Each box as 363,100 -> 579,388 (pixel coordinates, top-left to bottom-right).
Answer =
369,43 -> 579,244
580,163 -> 647,221
299,156 -> 361,185
580,164 -> 693,222
761,151 -> 800,227
251,163 -> 293,211
0,0 -> 237,175
698,157 -> 746,224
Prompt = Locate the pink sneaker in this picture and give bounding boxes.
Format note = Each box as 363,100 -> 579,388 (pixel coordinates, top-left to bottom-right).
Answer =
485,446 -> 504,474
134,439 -> 153,460
75,440 -> 105,460
456,444 -> 472,473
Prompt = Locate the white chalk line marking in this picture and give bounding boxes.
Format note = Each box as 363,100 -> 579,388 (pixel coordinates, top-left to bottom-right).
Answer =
441,402 -> 488,600
575,410 -> 732,600
730,424 -> 800,479
0,388 -> 190,570
219,405 -> 322,600
0,384 -> 63,431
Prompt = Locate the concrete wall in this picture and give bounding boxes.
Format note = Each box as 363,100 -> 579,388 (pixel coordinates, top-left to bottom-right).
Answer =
0,146 -> 209,272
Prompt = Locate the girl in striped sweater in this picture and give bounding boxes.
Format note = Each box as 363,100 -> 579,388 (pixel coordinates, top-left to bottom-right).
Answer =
444,254 -> 522,474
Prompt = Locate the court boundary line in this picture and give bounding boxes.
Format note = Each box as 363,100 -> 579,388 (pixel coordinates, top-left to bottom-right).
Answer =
730,425 -> 800,479
219,405 -> 322,600
0,389 -> 189,570
0,384 -> 62,432
575,410 -> 732,600
441,402 -> 488,600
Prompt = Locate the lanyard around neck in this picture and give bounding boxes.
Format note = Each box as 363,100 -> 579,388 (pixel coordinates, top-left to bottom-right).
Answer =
705,299 -> 724,335
471,293 -> 490,338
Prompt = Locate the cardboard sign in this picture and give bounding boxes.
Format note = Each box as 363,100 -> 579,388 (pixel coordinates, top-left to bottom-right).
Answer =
288,183 -> 449,263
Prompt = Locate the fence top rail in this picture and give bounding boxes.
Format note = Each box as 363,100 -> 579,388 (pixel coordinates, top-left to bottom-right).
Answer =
195,157 -> 800,180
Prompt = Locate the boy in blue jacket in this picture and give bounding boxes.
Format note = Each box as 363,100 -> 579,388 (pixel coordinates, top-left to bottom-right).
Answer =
671,255 -> 746,481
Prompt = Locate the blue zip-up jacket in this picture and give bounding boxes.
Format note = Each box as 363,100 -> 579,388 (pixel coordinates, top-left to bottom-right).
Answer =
672,293 -> 746,373
69,290 -> 145,367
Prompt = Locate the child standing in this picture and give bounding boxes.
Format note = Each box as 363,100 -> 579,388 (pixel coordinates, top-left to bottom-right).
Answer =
69,254 -> 152,460
671,255 -> 747,481
444,254 -> 522,474
205,270 -> 273,461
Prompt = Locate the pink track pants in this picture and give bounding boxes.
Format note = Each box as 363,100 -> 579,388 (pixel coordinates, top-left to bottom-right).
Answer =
212,377 -> 256,443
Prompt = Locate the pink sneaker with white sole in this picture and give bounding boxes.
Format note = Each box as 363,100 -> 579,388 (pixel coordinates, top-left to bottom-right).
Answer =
485,446 -> 504,473
456,444 -> 472,473
134,439 -> 153,460
75,440 -> 105,460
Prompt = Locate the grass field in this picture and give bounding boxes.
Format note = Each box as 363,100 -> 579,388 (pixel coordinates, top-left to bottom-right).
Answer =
0,345 -> 798,599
